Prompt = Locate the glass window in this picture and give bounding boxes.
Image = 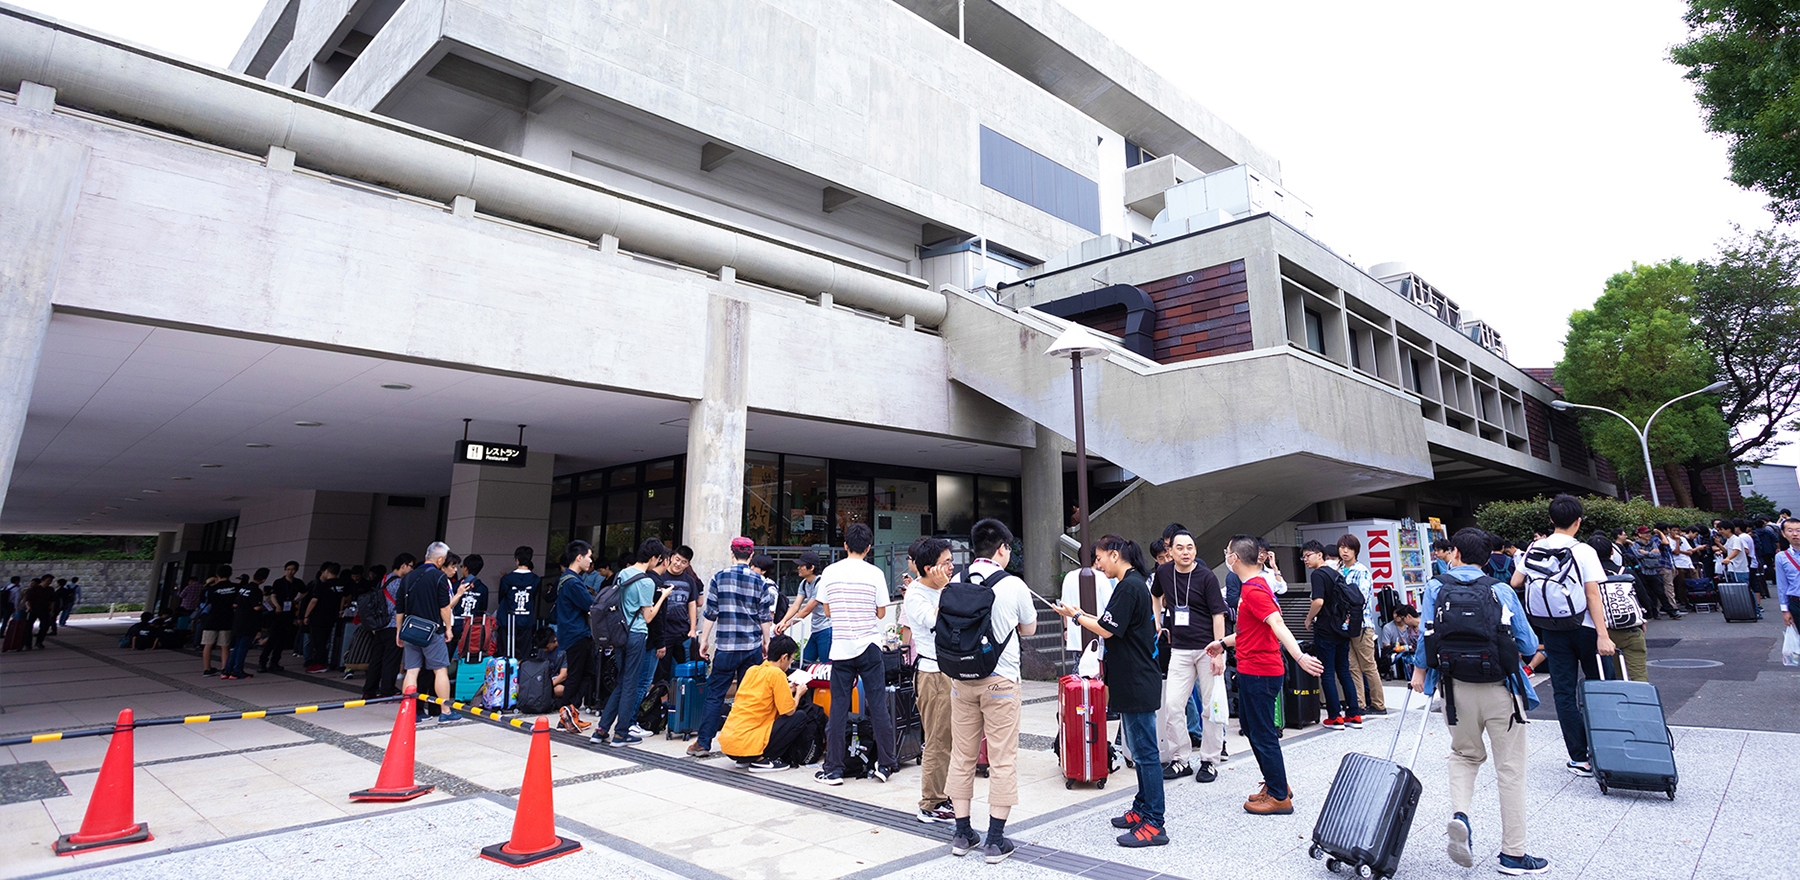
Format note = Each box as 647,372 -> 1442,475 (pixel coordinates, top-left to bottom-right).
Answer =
553,476 -> 574,496
640,486 -> 678,549
1350,328 -> 1364,370
976,476 -> 1018,531
1304,308 -> 1325,354
873,478 -> 931,549
783,456 -> 830,546
835,477 -> 871,541
743,451 -> 781,547
572,497 -> 601,547
609,466 -> 637,488
604,490 -> 637,566
550,499 -> 573,535
936,473 -> 975,536
645,459 -> 677,484
577,472 -> 607,493
980,126 -> 1101,233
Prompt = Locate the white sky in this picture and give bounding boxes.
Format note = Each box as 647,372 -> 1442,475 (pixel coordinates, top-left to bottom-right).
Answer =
15,0 -> 1800,467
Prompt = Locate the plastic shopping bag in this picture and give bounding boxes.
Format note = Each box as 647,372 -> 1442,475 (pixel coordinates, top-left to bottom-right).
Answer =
1207,667 -> 1230,724
1783,625 -> 1800,667
1076,642 -> 1102,678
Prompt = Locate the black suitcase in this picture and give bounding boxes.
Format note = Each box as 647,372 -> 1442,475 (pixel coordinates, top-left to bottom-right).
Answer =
1284,646 -> 1322,730
1719,580 -> 1758,622
1309,689 -> 1430,879
1581,658 -> 1677,799
882,683 -> 923,766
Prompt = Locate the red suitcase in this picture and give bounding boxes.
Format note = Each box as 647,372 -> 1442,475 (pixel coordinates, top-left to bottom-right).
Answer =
1057,674 -> 1107,789
3,619 -> 25,652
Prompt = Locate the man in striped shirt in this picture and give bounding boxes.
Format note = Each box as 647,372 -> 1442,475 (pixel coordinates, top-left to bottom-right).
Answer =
690,537 -> 775,758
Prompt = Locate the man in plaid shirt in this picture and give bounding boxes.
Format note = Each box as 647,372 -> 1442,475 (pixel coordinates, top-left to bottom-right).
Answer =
689,537 -> 775,758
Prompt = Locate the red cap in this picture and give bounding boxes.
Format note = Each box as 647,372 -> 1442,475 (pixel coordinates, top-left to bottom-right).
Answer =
730,537 -> 755,551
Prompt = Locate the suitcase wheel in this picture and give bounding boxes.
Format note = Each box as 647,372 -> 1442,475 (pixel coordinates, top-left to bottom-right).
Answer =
1095,779 -> 1104,789
1065,779 -> 1073,790
1326,858 -> 1341,873
1666,787 -> 1676,801
1308,844 -> 1323,860
1356,865 -> 1373,879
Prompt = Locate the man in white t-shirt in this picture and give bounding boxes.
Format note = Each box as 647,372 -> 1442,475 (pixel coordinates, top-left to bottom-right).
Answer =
1725,522 -> 1754,582
903,537 -> 955,823
945,519 -> 1038,864
1511,494 -> 1614,777
814,523 -> 896,786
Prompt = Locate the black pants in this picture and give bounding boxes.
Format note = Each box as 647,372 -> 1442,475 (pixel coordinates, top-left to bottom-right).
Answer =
757,703 -> 825,764
305,619 -> 334,667
1538,626 -> 1601,762
363,628 -> 402,698
564,636 -> 597,712
260,618 -> 294,670
498,616 -> 535,659
654,637 -> 690,684
30,612 -> 54,648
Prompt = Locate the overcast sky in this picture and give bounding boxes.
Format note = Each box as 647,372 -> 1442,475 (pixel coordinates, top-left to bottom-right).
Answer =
16,0 -> 1799,467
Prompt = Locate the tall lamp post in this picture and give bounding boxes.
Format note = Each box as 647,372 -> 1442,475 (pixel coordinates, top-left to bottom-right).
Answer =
1045,324 -> 1107,617
1550,380 -> 1728,507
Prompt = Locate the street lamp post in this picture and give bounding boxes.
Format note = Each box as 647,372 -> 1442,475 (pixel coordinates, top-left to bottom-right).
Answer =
1550,380 -> 1728,507
1046,324 -> 1107,620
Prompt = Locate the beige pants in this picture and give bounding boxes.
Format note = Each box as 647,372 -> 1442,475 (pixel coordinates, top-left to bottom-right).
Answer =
947,675 -> 1021,807
1159,647 -> 1222,765
1349,629 -> 1385,710
916,669 -> 954,811
1659,568 -> 1679,610
1446,680 -> 1529,857
1609,628 -> 1649,683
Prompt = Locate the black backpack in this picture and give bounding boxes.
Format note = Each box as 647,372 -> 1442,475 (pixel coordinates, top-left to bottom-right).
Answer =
516,656 -> 555,715
1426,575 -> 1518,685
934,569 -> 1015,681
588,571 -> 652,651
1313,566 -> 1364,640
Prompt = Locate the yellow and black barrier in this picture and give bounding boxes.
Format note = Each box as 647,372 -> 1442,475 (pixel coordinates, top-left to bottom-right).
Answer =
1,694 -> 405,747
412,692 -> 542,731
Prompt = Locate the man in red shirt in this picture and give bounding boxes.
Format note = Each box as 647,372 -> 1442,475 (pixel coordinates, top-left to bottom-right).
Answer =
1205,534 -> 1322,815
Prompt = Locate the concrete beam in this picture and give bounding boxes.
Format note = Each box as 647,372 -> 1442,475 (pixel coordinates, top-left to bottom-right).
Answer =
0,121 -> 89,522
700,142 -> 736,173
822,186 -> 860,214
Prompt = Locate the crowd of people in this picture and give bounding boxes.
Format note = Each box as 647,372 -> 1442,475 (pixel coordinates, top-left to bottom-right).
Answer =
1,574 -> 82,649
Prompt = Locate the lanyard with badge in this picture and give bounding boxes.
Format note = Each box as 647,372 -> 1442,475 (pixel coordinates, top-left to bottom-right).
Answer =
1172,568 -> 1195,629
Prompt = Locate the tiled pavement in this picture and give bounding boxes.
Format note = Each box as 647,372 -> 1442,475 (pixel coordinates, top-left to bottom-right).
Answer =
2,615 -> 1795,879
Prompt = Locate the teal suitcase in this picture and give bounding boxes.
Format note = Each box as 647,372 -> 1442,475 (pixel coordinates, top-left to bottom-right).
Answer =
454,661 -> 487,702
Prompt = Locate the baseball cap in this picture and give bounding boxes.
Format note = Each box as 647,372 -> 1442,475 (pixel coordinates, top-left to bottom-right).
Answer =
730,536 -> 755,551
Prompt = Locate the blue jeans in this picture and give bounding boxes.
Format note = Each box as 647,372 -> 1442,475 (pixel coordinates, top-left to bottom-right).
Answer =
599,631 -> 649,738
1537,626 -> 1600,762
698,646 -> 764,749
1185,687 -> 1204,739
802,628 -> 832,664
1121,710 -> 1164,827
823,644 -> 896,776
1237,673 -> 1288,800
225,633 -> 254,675
1315,638 -> 1360,719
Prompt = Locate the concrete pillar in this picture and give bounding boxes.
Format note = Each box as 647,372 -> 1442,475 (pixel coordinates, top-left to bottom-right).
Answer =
0,117 -> 90,520
1242,233 -> 1288,351
444,450 -> 554,571
682,294 -> 750,570
144,530 -> 176,608
1323,498 -> 1349,522
232,490 -> 372,577
1020,423 -> 1066,596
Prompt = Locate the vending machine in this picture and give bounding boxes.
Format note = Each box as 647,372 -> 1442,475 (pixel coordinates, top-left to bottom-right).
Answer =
1296,518 -> 1441,621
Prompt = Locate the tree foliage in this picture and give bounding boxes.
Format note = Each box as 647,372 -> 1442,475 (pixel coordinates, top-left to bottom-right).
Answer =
1742,491 -> 1779,517
1672,1 -> 1800,222
0,534 -> 156,561
1476,495 -> 1720,546
1555,261 -> 1730,500
1689,226 -> 1800,461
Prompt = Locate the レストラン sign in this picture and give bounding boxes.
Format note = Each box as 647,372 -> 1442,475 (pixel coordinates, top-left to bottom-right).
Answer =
453,440 -> 528,468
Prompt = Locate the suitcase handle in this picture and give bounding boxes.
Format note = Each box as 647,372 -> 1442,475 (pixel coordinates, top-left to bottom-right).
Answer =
1084,718 -> 1099,745
1594,653 -> 1628,682
1385,688 -> 1434,769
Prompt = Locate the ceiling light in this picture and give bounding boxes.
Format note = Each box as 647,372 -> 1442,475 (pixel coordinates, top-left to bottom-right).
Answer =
103,506 -> 118,511
201,463 -> 223,468
380,383 -> 413,391
294,420 -> 323,427
141,489 -> 160,494
171,476 -> 192,481
246,443 -> 271,448
123,498 -> 140,502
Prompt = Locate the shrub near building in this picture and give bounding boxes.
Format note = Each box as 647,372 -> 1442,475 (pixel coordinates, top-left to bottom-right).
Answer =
1477,495 -> 1721,544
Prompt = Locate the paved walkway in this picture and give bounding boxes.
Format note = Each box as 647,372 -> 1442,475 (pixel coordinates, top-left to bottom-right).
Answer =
2,610 -> 1795,879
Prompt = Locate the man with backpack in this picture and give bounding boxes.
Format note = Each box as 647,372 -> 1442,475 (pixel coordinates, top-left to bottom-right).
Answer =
904,536 -> 957,822
1512,493 -> 1614,779
939,518 -> 1037,862
1338,534 -> 1386,715
1411,527 -> 1545,875
812,523 -> 899,786
554,541 -> 599,717
689,537 -> 776,758
360,554 -> 412,699
1302,540 -> 1363,730
592,539 -> 670,747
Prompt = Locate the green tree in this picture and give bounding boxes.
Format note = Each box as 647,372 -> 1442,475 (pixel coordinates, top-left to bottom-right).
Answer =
1555,261 -> 1730,506
1672,2 -> 1800,222
1688,227 -> 1800,468
1742,491 -> 1778,518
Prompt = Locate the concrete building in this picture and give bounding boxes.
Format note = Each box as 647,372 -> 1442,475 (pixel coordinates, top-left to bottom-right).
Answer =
1740,463 -> 1800,518
0,0 -> 1614,669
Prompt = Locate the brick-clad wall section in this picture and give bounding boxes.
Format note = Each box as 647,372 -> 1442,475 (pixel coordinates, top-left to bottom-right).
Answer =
1522,396 -> 1552,461
1054,260 -> 1251,364
1140,261 -> 1251,362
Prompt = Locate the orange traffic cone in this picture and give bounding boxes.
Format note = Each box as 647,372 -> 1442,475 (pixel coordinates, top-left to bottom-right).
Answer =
350,687 -> 434,802
55,709 -> 152,855
480,716 -> 581,867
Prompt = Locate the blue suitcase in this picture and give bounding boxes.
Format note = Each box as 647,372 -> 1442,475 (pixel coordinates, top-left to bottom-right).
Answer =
453,660 -> 486,702
1581,659 -> 1676,799
672,660 -> 708,680
665,670 -> 705,739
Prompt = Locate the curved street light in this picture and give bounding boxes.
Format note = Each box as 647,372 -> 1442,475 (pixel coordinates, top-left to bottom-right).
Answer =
1550,380 -> 1728,507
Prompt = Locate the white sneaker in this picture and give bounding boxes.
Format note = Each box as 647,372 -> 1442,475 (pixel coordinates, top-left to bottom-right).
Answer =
628,725 -> 653,738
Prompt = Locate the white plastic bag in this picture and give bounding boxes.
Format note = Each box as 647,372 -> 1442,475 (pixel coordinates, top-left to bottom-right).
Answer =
787,615 -> 811,649
1783,625 -> 1800,667
1076,641 -> 1102,678
1207,667 -> 1229,724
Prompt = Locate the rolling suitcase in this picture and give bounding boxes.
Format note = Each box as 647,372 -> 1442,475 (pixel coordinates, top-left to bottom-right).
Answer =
1719,580 -> 1758,622
665,666 -> 705,739
1057,674 -> 1108,789
2,619 -> 25,652
883,682 -> 923,766
1581,656 -> 1677,799
1684,577 -> 1718,612
453,660 -> 487,702
1284,649 -> 1322,730
1309,689 -> 1430,879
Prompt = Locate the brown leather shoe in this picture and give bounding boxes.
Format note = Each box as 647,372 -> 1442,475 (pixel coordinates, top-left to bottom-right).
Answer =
1246,783 -> 1271,803
1245,794 -> 1294,815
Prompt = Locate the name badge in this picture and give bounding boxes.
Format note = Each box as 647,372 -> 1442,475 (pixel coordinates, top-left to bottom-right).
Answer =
1173,608 -> 1191,628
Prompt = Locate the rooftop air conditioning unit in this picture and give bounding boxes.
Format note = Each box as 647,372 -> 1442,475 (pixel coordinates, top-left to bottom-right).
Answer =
1150,165 -> 1313,240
